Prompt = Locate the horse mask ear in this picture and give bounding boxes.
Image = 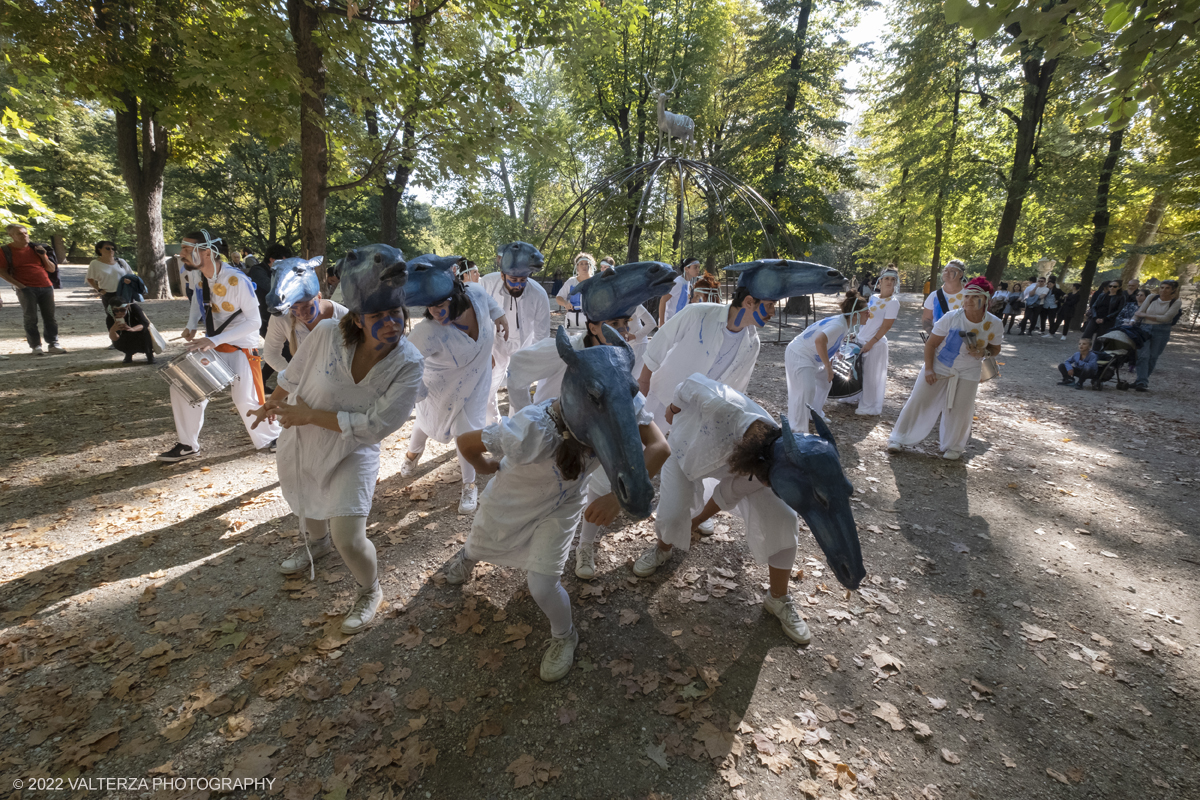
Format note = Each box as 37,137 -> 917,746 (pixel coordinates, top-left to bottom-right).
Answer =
780,415 -> 801,462
809,409 -> 838,453
555,325 -> 577,364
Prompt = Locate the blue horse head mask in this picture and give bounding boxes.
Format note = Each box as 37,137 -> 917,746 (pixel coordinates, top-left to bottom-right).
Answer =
336,244 -> 408,313
725,259 -> 848,300
403,253 -> 462,307
577,260 -> 679,321
265,257 -> 323,316
556,325 -> 654,519
768,412 -> 865,589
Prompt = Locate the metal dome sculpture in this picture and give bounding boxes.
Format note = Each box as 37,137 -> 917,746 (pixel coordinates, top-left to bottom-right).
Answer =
540,155 -> 801,275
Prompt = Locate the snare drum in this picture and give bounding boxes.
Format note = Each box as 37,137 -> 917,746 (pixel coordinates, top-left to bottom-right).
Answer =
158,350 -> 236,406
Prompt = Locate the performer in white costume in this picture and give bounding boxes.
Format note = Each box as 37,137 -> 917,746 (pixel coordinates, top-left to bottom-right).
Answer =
158,230 -> 279,462
402,279 -> 505,513
844,266 -> 901,416
888,277 -> 1002,461
250,246 -> 424,634
481,243 -> 551,424
657,257 -> 701,327
263,293 -> 347,374
555,252 -> 594,329
784,292 -> 869,432
921,259 -> 965,336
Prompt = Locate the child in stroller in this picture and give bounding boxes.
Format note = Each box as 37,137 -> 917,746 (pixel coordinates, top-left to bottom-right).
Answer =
1092,327 -> 1150,390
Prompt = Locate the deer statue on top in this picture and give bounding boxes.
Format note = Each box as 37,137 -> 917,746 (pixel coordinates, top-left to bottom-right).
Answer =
646,68 -> 694,156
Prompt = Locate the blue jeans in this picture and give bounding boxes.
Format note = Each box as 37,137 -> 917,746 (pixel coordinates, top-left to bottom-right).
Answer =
1135,324 -> 1172,387
16,286 -> 59,348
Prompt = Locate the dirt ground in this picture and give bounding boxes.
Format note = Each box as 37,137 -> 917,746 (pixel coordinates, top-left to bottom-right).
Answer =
1,265 -> 1198,800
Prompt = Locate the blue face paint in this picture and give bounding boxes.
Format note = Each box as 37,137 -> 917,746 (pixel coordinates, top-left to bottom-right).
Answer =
504,275 -> 528,294
367,312 -> 403,350
733,308 -> 745,327
753,304 -> 769,326
291,298 -> 319,324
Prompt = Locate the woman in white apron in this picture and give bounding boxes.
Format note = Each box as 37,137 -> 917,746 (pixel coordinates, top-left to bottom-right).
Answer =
784,292 -> 868,431
887,277 -> 1002,461
401,279 -> 504,513
555,253 -> 594,329
842,267 -> 900,416
249,250 -> 424,634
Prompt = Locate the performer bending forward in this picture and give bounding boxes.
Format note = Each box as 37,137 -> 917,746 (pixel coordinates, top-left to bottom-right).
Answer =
445,327 -> 669,682
888,277 -> 1001,461
784,292 -> 868,431
402,277 -> 506,514
250,249 -> 424,634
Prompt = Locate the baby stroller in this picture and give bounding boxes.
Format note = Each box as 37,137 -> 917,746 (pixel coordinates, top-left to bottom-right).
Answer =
1093,327 -> 1149,390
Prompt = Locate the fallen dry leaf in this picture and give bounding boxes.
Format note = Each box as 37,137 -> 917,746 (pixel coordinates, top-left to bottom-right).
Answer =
941,748 -> 960,765
871,701 -> 905,731
1002,755 -> 1017,768
928,697 -> 948,710
911,721 -> 932,741
619,608 -> 640,626
1046,768 -> 1070,784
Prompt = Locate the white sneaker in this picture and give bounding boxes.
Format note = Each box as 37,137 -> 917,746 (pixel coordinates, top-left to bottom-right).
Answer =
763,593 -> 812,644
575,543 -> 596,579
540,627 -> 579,683
279,535 -> 335,575
855,409 -> 878,416
632,542 -> 672,577
48,343 -> 66,354
341,581 -> 383,634
458,482 -> 478,514
942,450 -> 962,461
400,452 -> 420,477
886,441 -> 903,454
1059,335 -> 1066,341
32,346 -> 45,356
444,548 -> 473,585
696,518 -> 716,536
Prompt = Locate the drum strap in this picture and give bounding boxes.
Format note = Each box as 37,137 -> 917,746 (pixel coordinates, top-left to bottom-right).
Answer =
215,344 -> 266,404
200,274 -> 243,338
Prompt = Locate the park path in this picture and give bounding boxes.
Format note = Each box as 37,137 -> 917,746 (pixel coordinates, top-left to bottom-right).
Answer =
1,267 -> 1198,799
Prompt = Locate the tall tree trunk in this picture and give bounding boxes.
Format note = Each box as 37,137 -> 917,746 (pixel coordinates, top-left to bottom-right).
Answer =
290,0 -> 327,261
114,92 -> 169,298
930,72 -> 962,286
984,41 -> 1058,284
1055,254 -> 1071,282
768,0 -> 813,204
1072,127 -> 1125,330
498,155 -> 517,219
890,167 -> 909,263
379,19 -> 425,247
51,234 -> 66,264
1119,190 -> 1168,283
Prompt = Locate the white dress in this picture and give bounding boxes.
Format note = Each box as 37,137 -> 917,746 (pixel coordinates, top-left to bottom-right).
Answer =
468,397 -> 653,575
407,284 -> 503,442
842,293 -> 900,415
480,272 -> 552,423
641,303 -> 760,429
276,320 -> 425,519
656,375 -> 798,562
784,315 -> 849,427
889,308 -> 1003,454
263,301 -> 349,373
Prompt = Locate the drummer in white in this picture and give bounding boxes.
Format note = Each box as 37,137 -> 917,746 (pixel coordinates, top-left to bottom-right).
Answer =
841,266 -> 901,416
158,230 -> 279,462
784,292 -> 869,432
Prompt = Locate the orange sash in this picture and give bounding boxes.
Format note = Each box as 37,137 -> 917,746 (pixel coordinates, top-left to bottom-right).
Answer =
215,344 -> 266,404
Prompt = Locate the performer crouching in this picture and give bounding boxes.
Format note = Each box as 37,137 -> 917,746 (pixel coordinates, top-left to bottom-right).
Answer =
888,277 -> 1001,461
159,230 -> 279,462
249,244 -> 424,634
446,327 -> 669,682
632,374 -> 865,644
402,269 -> 507,514
784,291 -> 868,431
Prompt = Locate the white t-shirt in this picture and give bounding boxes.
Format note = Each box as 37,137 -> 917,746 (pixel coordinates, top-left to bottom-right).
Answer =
931,308 -> 1003,379
923,288 -> 963,324
556,276 -> 585,311
788,315 -> 849,367
857,293 -> 900,342
87,258 -> 132,293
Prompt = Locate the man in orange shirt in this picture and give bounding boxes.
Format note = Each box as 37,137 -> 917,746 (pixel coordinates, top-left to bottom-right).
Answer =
0,224 -> 65,355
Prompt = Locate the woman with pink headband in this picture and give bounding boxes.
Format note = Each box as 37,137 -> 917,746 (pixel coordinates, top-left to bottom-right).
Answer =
888,276 -> 1002,461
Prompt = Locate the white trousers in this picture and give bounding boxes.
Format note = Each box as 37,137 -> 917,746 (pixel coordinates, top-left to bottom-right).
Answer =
856,337 -> 890,415
169,348 -> 279,450
888,366 -> 979,454
786,363 -> 832,432
486,351 -> 511,425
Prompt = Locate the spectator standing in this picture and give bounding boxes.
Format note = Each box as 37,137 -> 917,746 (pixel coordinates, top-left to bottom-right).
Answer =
1124,278 -> 1140,304
1039,276 -> 1062,336
0,224 -> 65,355
1019,276 -> 1049,335
106,299 -> 156,364
1116,289 -> 1147,328
1131,280 -> 1183,392
1082,281 -> 1124,341
1057,338 -> 1098,388
1002,281 -> 1024,333
1053,283 -> 1082,339
86,241 -> 133,311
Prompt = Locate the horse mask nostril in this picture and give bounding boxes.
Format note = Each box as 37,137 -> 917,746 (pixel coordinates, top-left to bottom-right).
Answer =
616,475 -> 630,502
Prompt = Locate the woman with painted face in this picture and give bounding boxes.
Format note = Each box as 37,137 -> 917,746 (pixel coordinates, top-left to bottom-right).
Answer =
842,267 -> 901,416
402,278 -> 505,514
445,330 -> 670,682
263,291 -> 347,375
888,277 -> 1002,461
248,259 -> 424,635
784,292 -> 869,431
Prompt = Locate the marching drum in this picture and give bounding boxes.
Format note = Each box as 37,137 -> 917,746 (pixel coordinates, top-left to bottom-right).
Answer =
158,350 -> 236,406
827,340 -> 864,399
